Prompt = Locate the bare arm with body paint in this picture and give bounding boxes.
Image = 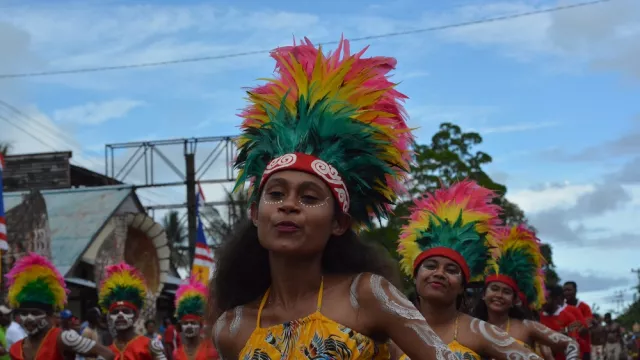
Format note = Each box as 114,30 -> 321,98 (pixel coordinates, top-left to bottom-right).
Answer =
149,337 -> 168,360
524,320 -> 580,360
58,330 -> 115,360
468,318 -> 543,360
353,273 -> 457,360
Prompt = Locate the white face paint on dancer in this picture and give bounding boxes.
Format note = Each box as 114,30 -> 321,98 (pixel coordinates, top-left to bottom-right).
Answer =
180,320 -> 202,338
19,309 -> 50,335
108,306 -> 137,331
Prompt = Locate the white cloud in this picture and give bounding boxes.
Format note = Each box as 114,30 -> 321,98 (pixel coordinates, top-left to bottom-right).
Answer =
507,182 -> 593,213
53,99 -> 145,125
475,121 -> 559,134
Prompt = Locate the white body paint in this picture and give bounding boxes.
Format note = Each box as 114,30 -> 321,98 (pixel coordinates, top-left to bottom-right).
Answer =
523,320 -> 579,360
22,314 -> 48,335
149,338 -> 167,360
470,318 -> 543,360
182,323 -> 201,338
61,330 -> 96,354
367,274 -> 458,360
109,310 -> 135,330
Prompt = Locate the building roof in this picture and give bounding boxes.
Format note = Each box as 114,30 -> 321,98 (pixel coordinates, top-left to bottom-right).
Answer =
3,185 -> 135,275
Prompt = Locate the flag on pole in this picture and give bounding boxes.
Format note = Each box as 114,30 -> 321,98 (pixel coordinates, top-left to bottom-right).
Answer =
0,154 -> 8,251
191,183 -> 215,285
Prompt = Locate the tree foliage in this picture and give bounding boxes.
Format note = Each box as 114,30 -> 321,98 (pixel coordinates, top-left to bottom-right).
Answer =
202,188 -> 249,247
0,142 -> 11,156
162,210 -> 190,271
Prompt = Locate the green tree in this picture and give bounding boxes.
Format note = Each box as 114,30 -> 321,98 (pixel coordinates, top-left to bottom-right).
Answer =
202,188 -> 249,247
0,142 -> 11,156
540,243 -> 560,287
162,210 -> 190,272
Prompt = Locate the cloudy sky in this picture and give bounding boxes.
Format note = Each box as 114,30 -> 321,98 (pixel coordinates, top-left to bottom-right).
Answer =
1,0 -> 639,313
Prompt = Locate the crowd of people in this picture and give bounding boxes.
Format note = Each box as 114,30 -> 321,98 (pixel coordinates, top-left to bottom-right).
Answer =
0,37 -> 639,360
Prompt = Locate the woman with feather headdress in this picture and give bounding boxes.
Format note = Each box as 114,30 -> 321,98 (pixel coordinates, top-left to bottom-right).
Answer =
5,253 -> 115,360
396,181 -> 544,360
210,36 -> 461,360
472,225 -> 580,360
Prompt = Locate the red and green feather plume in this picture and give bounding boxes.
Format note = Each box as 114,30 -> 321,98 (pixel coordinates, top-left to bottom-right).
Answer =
98,263 -> 147,313
175,277 -> 207,321
5,253 -> 69,311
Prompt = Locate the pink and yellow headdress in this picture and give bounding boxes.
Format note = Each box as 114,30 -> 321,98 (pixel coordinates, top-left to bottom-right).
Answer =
98,263 -> 147,313
5,253 -> 68,312
175,277 -> 207,322
485,224 -> 546,309
398,180 -> 502,281
234,37 -> 413,228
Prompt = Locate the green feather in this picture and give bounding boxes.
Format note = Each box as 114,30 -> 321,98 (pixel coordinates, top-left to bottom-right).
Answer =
489,248 -> 538,303
176,296 -> 206,319
99,286 -> 145,311
235,94 -> 401,227
415,211 -> 491,280
16,280 -> 56,307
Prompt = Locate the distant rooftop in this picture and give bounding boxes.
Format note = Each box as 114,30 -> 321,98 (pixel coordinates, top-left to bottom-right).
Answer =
3,185 -> 135,275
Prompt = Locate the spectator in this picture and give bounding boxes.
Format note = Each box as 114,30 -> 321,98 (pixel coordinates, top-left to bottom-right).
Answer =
0,305 -> 11,360
144,319 -> 160,340
4,309 -> 26,350
79,307 -> 102,360
163,317 -> 180,360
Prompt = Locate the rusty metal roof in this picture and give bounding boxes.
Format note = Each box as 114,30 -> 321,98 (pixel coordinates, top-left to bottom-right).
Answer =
3,185 -> 135,275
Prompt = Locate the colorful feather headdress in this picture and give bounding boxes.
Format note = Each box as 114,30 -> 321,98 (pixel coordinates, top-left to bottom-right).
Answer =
98,263 -> 147,313
398,180 -> 502,282
485,224 -> 546,309
5,253 -> 68,312
234,37 -> 413,228
175,277 -> 207,321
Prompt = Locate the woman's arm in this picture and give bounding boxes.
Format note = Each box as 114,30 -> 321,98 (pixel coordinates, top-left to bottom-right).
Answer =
524,320 -> 580,360
468,318 -> 543,360
212,307 -> 246,359
58,330 -> 115,360
149,337 -> 168,360
354,273 -> 456,360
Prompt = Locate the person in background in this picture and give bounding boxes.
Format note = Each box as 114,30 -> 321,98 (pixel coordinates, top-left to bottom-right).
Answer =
564,281 -> 593,360
604,313 -> 624,360
0,305 -> 11,360
79,307 -> 102,360
173,277 -> 218,360
540,285 -> 585,360
591,314 -> 607,360
163,317 -> 180,360
4,307 -> 25,350
145,319 -> 160,340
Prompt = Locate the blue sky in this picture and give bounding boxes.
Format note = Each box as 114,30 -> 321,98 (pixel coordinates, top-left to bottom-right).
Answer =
1,0 -> 639,313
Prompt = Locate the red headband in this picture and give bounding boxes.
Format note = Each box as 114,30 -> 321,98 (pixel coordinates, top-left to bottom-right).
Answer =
485,275 -> 523,298
259,153 -> 350,212
108,301 -> 138,313
180,314 -> 202,322
413,247 -> 471,280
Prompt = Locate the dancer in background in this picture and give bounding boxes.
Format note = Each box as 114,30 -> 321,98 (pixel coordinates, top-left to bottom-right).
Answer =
98,263 -> 166,359
396,181 -> 543,360
473,224 -> 579,360
540,285 -> 586,360
173,277 -> 217,360
6,253 -> 114,360
211,36 -> 460,360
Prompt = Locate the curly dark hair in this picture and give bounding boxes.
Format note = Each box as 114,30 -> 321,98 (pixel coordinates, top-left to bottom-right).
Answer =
471,285 -> 532,321
209,210 -> 402,318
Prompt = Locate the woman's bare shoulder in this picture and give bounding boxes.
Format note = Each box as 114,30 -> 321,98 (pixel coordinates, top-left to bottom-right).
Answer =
213,302 -> 261,358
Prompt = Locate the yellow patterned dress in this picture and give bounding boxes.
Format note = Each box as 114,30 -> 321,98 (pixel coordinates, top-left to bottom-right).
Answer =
239,278 -> 389,360
399,316 -> 481,360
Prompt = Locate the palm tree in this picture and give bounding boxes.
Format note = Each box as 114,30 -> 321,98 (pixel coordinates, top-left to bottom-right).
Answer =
162,210 -> 190,272
0,142 -> 11,156
201,188 -> 249,247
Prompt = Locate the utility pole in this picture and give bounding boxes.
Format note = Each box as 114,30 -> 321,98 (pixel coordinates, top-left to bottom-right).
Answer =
632,268 -> 640,294
185,152 -> 197,266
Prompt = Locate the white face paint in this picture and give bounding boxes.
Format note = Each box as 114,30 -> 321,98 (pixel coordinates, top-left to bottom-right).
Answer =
181,322 -> 201,338
108,310 -> 136,331
22,312 -> 49,335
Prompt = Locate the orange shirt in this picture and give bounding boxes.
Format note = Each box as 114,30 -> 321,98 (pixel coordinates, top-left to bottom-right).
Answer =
174,341 -> 218,360
109,335 -> 154,360
9,328 -> 64,360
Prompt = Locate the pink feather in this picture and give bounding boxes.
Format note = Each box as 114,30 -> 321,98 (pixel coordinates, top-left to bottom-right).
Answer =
174,276 -> 208,308
5,253 -> 69,294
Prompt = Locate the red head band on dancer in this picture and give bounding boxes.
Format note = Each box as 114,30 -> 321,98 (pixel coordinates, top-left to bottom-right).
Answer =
413,247 -> 471,281
109,301 -> 138,313
180,314 -> 202,322
485,274 -> 523,299
259,153 -> 350,213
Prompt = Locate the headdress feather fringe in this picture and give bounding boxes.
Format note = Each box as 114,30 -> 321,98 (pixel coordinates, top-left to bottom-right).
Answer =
5,253 -> 68,311
486,224 -> 547,309
234,36 -> 413,227
98,263 -> 147,312
398,180 -> 502,281
175,276 -> 207,320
